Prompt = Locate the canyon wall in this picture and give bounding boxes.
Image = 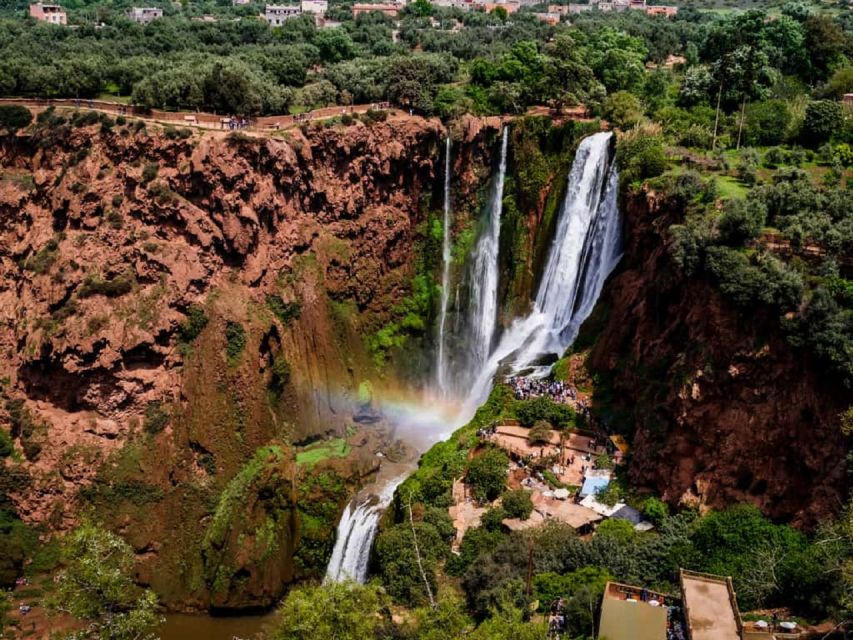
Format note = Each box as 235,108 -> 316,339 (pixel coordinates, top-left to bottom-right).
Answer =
0,112 -> 499,608
587,189 -> 849,528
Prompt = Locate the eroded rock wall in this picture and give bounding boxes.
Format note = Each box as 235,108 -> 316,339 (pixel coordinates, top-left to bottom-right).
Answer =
588,190 -> 848,528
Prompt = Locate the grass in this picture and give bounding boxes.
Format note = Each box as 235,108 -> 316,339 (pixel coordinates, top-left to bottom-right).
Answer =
295,438 -> 351,467
715,175 -> 749,199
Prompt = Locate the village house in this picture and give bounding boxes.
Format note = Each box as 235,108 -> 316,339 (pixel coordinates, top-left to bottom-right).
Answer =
534,12 -> 561,25
29,2 -> 67,25
300,0 -> 327,13
127,7 -> 163,23
351,2 -> 404,17
645,4 -> 678,16
263,4 -> 301,25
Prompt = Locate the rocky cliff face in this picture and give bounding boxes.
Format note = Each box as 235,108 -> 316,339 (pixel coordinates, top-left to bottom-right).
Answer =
0,112 -> 504,608
588,190 -> 848,528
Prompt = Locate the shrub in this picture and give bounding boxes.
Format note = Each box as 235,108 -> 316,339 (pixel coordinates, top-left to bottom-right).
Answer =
717,198 -> 767,244
0,429 -> 12,458
617,128 -> 667,182
0,105 -> 33,134
141,162 -> 159,184
269,354 -> 291,393
466,447 -> 509,502
106,210 -> 124,229
744,100 -> 792,146
515,396 -> 575,429
801,100 -> 843,148
177,305 -> 208,345
501,489 -> 533,520
78,274 -> 133,298
225,321 -> 247,365
266,295 -> 301,325
528,420 -> 552,445
20,238 -> 60,274
142,401 -> 169,435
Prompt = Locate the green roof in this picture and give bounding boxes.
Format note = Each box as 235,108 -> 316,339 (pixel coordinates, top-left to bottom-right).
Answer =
598,597 -> 667,640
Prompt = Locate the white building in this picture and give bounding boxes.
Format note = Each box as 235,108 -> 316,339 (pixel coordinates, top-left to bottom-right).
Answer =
264,4 -> 301,25
301,0 -> 327,13
127,7 -> 163,23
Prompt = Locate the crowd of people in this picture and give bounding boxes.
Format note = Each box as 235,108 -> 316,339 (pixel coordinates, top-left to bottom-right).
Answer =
225,115 -> 250,130
508,376 -> 577,403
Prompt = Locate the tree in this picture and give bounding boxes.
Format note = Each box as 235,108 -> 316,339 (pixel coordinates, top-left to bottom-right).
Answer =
466,448 -> 509,502
642,497 -> 669,526
717,197 -> 767,244
501,489 -> 533,520
801,100 -> 843,148
0,105 -> 32,134
603,91 -> 644,130
375,520 -> 446,604
413,593 -> 472,640
50,523 -> 161,640
527,421 -> 552,445
269,581 -> 386,640
804,15 -> 846,81
314,28 -> 355,64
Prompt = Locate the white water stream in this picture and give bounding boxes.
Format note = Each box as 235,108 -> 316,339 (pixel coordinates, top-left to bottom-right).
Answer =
435,135 -> 453,397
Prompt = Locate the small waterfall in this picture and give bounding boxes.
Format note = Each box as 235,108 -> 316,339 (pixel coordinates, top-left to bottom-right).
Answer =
435,135 -> 452,396
325,475 -> 407,583
465,131 -> 621,409
466,126 -> 509,375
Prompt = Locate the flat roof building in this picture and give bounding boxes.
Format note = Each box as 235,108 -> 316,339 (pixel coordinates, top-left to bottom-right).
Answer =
680,570 -> 741,640
264,4 -> 301,24
127,7 -> 163,23
598,581 -> 670,640
301,0 -> 327,12
351,2 -> 403,17
29,2 -> 67,25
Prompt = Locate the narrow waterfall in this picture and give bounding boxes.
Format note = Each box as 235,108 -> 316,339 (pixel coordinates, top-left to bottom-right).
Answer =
325,474 -> 407,583
435,135 -> 452,396
466,126 -> 509,375
465,131 -> 621,409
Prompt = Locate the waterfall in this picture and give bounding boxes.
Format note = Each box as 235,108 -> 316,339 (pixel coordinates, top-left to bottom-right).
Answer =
325,130 -> 622,585
435,135 -> 452,396
466,126 -> 509,375
464,131 -> 621,410
325,474 -> 407,583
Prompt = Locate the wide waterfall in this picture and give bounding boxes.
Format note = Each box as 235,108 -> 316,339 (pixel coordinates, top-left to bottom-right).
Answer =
435,135 -> 452,396
465,131 -> 621,410
326,130 -> 621,585
466,126 -> 509,380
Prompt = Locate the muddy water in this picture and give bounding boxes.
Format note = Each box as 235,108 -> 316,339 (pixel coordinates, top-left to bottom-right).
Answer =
158,612 -> 277,640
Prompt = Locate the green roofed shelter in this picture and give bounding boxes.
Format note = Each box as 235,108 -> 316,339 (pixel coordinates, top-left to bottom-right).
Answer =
598,582 -> 668,640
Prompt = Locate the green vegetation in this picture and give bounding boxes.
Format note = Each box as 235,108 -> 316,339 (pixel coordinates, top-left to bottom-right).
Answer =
266,295 -> 302,326
295,438 -> 350,467
78,273 -> 134,298
267,581 -> 389,640
0,105 -> 31,134
465,447 -> 509,502
142,400 -> 169,435
177,304 -> 209,347
224,321 -> 247,367
49,522 -> 161,640
500,489 -> 533,520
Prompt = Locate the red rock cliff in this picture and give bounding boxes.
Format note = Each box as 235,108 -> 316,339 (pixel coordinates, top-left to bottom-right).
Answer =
588,190 -> 848,529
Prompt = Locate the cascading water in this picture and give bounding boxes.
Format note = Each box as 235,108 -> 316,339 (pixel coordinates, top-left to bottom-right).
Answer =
466,126 -> 509,377
465,131 -> 622,410
325,474 -> 407,583
326,130 -> 621,585
435,135 -> 453,397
